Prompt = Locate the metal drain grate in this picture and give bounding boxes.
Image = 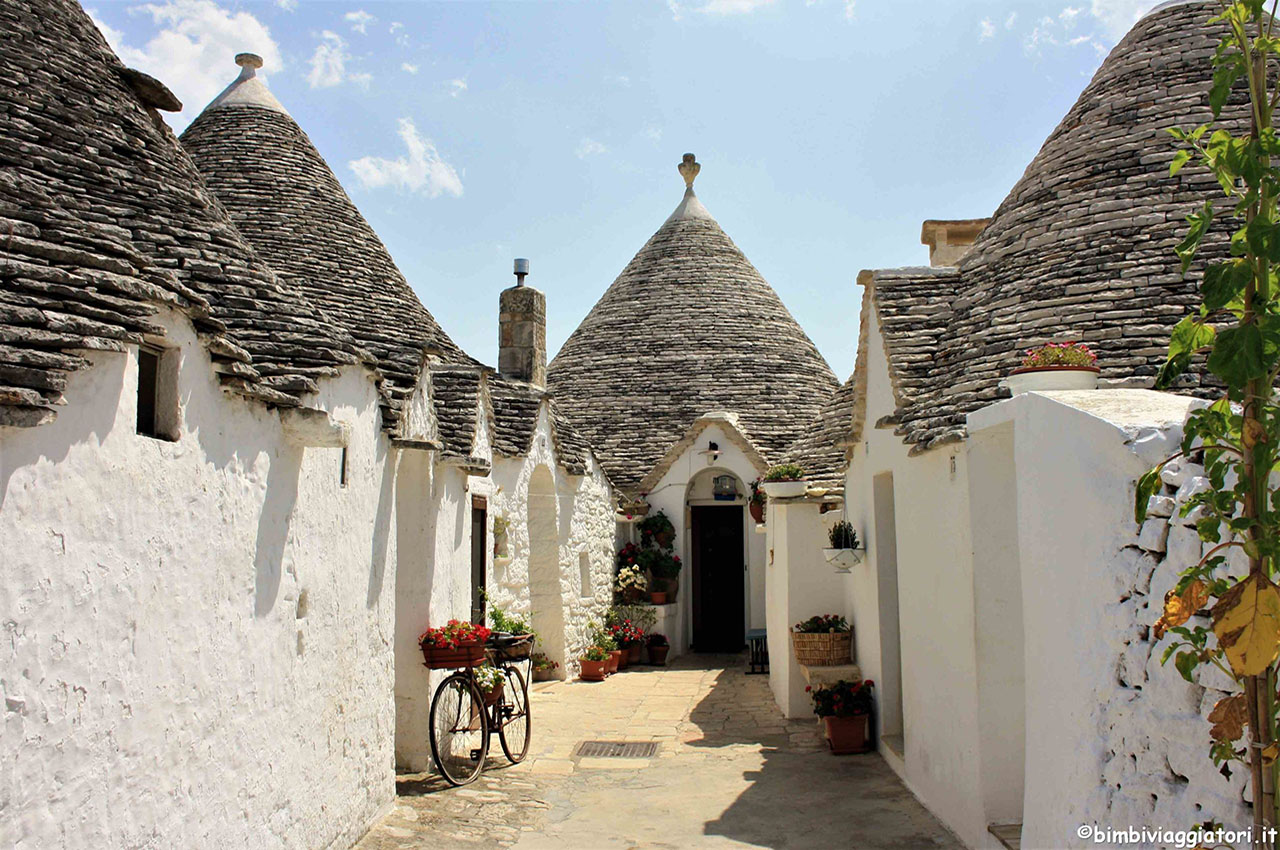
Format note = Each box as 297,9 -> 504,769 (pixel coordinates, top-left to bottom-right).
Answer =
574,740 -> 659,758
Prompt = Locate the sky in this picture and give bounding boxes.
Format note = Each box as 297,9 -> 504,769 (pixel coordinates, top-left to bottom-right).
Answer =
87,0 -> 1162,380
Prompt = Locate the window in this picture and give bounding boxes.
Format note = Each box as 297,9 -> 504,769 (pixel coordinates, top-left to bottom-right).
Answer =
339,446 -> 349,488
579,551 -> 592,598
136,344 -> 178,440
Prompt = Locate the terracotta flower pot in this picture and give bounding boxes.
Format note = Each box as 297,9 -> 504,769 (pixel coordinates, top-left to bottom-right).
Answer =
482,680 -> 504,707
749,500 -> 765,525
607,650 -> 622,674
420,642 -> 486,670
579,659 -> 608,681
623,587 -> 644,604
616,647 -> 629,670
627,644 -> 644,665
650,590 -> 668,605
823,715 -> 871,754
532,667 -> 557,682
649,645 -> 669,666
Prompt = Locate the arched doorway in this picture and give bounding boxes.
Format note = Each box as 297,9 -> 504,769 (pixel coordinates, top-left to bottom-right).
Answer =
526,465 -> 565,675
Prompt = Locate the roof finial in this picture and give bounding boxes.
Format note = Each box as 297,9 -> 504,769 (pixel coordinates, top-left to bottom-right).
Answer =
236,53 -> 263,73
679,153 -> 700,189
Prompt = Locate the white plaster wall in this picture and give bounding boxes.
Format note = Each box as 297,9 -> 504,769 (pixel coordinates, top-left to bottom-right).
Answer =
971,391 -> 1249,849
841,308 -> 987,848
488,406 -> 615,675
0,309 -> 395,850
645,424 -> 767,654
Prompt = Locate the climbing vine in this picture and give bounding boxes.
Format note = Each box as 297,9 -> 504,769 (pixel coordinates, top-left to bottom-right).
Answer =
1136,1 -> 1280,839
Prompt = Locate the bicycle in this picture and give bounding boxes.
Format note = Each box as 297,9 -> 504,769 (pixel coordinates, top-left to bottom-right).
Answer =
428,632 -> 534,786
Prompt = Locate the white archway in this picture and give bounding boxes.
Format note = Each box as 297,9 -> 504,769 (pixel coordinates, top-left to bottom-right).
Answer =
526,465 -> 565,675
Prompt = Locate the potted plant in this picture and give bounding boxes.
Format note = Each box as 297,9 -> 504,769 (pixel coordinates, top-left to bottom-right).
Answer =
641,549 -> 681,603
474,663 -> 505,706
809,679 -> 874,754
748,477 -> 766,525
761,464 -> 808,499
638,510 -> 675,549
647,633 -> 670,666
823,521 -> 864,572
578,645 -> 609,681
590,622 -> 621,675
616,563 -> 648,603
791,614 -> 853,667
419,620 -> 492,669
530,652 -> 560,682
1004,341 -> 1099,394
488,607 -> 536,657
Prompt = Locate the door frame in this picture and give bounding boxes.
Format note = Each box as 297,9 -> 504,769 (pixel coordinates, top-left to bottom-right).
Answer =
470,495 -> 488,625
687,502 -> 747,652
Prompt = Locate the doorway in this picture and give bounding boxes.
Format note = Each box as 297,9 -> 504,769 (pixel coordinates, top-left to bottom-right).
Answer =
470,496 -> 487,625
873,472 -> 905,752
691,505 -> 745,652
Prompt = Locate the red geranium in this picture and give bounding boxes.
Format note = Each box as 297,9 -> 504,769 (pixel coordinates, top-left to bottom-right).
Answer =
419,619 -> 492,650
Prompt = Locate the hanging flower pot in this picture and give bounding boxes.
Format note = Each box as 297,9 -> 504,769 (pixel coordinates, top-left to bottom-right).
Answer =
749,500 -> 765,524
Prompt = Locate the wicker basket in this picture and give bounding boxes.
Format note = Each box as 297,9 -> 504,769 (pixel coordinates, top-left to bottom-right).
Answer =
486,635 -> 534,663
791,630 -> 853,666
420,643 -> 486,669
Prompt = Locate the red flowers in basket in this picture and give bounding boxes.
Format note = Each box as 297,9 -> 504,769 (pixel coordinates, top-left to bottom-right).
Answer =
419,619 -> 492,650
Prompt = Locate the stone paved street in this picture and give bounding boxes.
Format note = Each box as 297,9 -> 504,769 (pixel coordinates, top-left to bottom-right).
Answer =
356,655 -> 960,849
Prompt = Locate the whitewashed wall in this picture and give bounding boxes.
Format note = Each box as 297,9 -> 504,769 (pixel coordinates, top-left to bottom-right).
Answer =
970,390 -> 1250,849
841,307 -> 987,847
0,309 -> 395,850
488,406 -> 615,675
645,422 -> 768,654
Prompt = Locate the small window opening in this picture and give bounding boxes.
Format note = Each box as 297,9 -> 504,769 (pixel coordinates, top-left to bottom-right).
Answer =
136,344 -> 178,441
339,446 -> 349,488
579,551 -> 592,598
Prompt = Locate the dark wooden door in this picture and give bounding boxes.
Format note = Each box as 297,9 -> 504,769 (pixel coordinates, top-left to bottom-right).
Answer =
691,505 -> 745,652
470,501 -> 487,625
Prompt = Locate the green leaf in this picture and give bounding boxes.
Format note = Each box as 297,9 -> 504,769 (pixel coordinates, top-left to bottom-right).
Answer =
1157,316 -> 1217,388
1175,649 -> 1199,682
1208,324 -> 1269,385
1177,202 -> 1215,273
1171,149 -> 1194,176
1202,260 -> 1252,311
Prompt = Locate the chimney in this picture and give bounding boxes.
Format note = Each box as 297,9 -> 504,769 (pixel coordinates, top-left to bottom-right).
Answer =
498,258 -> 546,387
920,218 -> 991,267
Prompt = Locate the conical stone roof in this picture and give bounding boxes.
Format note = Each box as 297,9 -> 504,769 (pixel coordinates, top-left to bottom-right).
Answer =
887,0 -> 1244,452
0,0 -> 364,427
547,157 -> 838,495
181,57 -> 472,431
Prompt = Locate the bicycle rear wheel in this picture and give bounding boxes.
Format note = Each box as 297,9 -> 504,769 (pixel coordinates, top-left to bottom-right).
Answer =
429,673 -> 489,786
497,665 -> 531,763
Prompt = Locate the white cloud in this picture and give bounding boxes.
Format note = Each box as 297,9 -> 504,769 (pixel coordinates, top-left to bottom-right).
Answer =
349,118 -> 464,198
389,21 -> 409,46
308,31 -> 348,88
306,30 -> 372,89
668,0 -> 684,21
979,18 -> 995,40
643,125 -> 663,143
1089,0 -> 1157,39
699,0 -> 775,13
575,137 -> 607,159
1023,6 -> 1104,56
87,1 -> 281,132
345,9 -> 374,34
843,0 -> 855,20
276,0 -> 296,10
401,62 -> 419,74
448,79 -> 468,98
1005,11 -> 1017,28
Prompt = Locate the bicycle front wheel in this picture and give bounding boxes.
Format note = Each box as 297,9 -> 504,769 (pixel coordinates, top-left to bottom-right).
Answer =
429,673 -> 489,786
497,665 -> 531,763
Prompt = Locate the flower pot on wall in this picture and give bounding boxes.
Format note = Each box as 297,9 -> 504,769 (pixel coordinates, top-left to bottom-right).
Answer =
823,715 -> 871,754
762,480 -> 808,499
823,548 -> 865,573
749,500 -> 765,524
1004,366 -> 1099,394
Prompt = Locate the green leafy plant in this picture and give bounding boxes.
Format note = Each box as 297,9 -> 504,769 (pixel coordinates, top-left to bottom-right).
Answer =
531,652 -> 559,673
1018,341 -> 1098,369
1134,1 -> 1280,832
489,606 -> 534,639
639,548 -> 682,578
588,621 -> 618,652
828,521 -> 860,550
615,564 -> 647,592
581,645 -> 609,662
808,679 -> 874,718
764,463 -> 806,482
638,511 -> 675,549
750,477 -> 766,505
793,614 -> 850,634
609,604 -> 658,633
647,633 -> 669,648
